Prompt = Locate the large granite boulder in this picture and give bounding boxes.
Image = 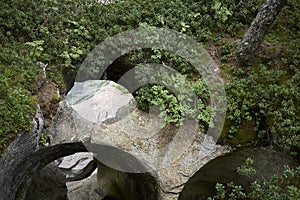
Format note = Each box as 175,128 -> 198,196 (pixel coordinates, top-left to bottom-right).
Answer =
50,80 -> 229,200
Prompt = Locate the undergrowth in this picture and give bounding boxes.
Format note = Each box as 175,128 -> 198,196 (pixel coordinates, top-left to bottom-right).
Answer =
0,0 -> 299,160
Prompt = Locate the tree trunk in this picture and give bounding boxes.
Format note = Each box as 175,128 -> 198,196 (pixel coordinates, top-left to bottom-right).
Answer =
236,0 -> 287,65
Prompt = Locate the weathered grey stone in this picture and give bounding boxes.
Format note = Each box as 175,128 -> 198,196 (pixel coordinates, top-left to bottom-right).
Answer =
50,100 -> 94,144
50,80 -> 229,200
66,169 -> 100,200
25,163 -> 67,200
66,162 -> 158,200
58,152 -> 96,181
66,80 -> 135,124
88,113 -> 228,200
59,153 -> 93,169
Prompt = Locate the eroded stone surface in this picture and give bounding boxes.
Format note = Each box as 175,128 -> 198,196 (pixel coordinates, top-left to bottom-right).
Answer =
58,152 -> 95,181
66,169 -> 100,200
50,80 -> 229,200
66,162 -> 158,200
25,163 -> 67,200
66,80 -> 135,124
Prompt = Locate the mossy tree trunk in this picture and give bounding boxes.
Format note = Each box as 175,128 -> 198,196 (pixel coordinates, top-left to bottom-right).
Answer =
236,0 -> 287,65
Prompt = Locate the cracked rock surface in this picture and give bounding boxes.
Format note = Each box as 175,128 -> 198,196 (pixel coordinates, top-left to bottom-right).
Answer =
51,80 -> 229,200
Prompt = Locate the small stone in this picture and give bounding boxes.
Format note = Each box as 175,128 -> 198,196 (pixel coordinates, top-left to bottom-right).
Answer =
59,152 -> 94,180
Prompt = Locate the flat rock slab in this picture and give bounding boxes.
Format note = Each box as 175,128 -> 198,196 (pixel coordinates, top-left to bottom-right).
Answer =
59,152 -> 94,180
66,80 -> 135,123
59,152 -> 93,169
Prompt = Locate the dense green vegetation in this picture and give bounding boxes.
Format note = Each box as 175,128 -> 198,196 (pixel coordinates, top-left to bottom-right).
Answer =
209,160 -> 300,200
0,0 -> 299,198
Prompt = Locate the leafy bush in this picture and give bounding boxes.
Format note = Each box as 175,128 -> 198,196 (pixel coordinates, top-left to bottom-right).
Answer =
0,45 -> 39,154
126,47 -> 212,130
0,0 -> 241,152
135,72 -> 211,130
0,0 -> 299,159
209,161 -> 300,200
224,64 -> 300,154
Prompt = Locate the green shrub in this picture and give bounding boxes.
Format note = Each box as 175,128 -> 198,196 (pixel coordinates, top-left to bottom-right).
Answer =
0,54 -> 39,154
0,0 -> 299,159
209,161 -> 300,200
224,64 -> 300,154
135,73 -> 211,130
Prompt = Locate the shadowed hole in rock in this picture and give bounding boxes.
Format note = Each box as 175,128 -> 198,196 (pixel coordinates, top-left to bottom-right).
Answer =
105,54 -> 135,85
26,144 -> 158,200
178,147 -> 297,200
82,143 -> 158,200
63,54 -> 136,93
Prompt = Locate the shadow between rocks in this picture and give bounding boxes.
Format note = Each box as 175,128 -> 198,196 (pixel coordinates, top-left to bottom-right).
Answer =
0,131 -> 158,200
178,147 -> 297,200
